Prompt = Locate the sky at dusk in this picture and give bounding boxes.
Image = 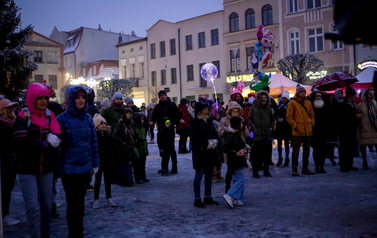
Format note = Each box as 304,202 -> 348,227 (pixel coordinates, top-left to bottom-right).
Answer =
16,0 -> 224,37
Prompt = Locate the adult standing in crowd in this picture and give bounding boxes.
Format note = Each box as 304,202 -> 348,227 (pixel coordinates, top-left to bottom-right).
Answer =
125,98 -> 140,114
325,93 -> 338,165
286,84 -> 315,176
356,89 -> 377,170
13,83 -> 61,238
231,92 -> 245,109
57,86 -> 100,237
273,90 -> 292,167
177,98 -> 190,154
334,88 -> 344,103
101,92 -> 125,130
248,90 -> 275,178
189,101 -> 220,208
147,103 -> 155,144
337,86 -> 361,172
0,96 -> 19,226
99,98 -> 110,113
311,91 -> 330,173
150,90 -> 183,173
85,87 -> 98,117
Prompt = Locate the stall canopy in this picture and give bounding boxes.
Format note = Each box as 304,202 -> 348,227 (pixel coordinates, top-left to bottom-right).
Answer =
354,67 -> 376,89
268,73 -> 312,95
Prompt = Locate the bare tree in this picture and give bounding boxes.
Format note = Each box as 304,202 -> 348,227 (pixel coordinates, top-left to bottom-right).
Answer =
96,78 -> 138,102
277,54 -> 324,85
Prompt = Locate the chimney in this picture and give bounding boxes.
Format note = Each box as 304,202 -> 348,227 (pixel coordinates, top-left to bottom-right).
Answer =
118,32 -> 123,44
131,30 -> 136,36
98,24 -> 102,31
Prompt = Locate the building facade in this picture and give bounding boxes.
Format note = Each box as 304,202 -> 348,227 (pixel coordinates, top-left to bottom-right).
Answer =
146,11 -> 225,104
116,38 -> 149,106
23,32 -> 64,101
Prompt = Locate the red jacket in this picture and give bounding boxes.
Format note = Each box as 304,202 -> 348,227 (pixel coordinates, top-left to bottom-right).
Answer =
177,104 -> 190,129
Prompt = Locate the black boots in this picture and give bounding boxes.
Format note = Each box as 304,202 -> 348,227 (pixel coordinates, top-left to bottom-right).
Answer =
283,158 -> 290,167
276,157 -> 283,167
51,204 -> 61,219
203,197 -> 219,205
194,198 -> 205,208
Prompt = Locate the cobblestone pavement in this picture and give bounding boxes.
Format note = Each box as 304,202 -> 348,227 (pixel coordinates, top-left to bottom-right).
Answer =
3,138 -> 377,238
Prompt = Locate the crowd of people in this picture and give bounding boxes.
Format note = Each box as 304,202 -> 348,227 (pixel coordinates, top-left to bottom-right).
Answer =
0,81 -> 376,237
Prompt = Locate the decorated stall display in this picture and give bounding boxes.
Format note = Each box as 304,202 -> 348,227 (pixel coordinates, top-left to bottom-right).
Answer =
250,73 -> 271,92
200,63 -> 219,113
228,81 -> 245,95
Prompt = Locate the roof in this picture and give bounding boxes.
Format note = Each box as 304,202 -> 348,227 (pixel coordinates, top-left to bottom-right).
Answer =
81,58 -> 119,66
116,37 -> 147,48
63,27 -> 84,54
25,31 -> 64,47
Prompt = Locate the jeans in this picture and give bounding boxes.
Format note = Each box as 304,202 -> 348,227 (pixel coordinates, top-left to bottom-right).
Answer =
227,168 -> 245,200
277,139 -> 290,158
94,167 -> 112,200
61,173 -> 92,237
19,172 -> 53,238
193,168 -> 213,199
292,136 -> 311,168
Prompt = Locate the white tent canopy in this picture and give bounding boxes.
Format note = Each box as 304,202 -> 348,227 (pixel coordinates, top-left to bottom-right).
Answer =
355,67 -> 376,83
268,73 -> 311,95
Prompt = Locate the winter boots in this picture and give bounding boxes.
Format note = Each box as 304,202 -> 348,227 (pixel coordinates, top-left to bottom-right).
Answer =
283,158 -> 290,167
194,198 -> 205,208
302,167 -> 315,175
292,167 -> 299,176
276,157 -> 283,167
203,197 -> 219,205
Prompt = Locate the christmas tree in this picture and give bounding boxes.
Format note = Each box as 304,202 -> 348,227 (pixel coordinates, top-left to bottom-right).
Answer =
0,0 -> 36,99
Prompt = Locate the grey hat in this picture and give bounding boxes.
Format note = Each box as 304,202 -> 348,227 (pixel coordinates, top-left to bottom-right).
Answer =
125,98 -> 134,105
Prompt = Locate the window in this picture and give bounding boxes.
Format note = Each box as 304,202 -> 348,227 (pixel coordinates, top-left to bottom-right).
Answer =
186,95 -> 195,101
308,27 -> 324,53
150,43 -> 156,59
288,0 -> 298,13
213,93 -> 223,101
212,60 -> 220,78
171,68 -> 177,84
139,45 -> 143,50
245,9 -> 255,29
262,4 -> 273,26
160,41 -> 166,57
246,47 -> 255,69
151,71 -> 157,86
186,35 -> 193,51
141,63 -> 144,78
307,0 -> 321,9
34,75 -> 44,82
229,12 -> 239,32
130,47 -> 134,52
211,29 -> 219,46
122,50 -> 125,54
198,32 -> 206,48
187,65 -> 194,81
172,97 -> 178,104
123,66 -> 127,78
290,31 -> 300,54
331,24 -> 343,50
34,51 -> 43,63
92,66 -> 97,75
170,39 -> 176,55
161,69 -> 166,85
132,64 -> 135,77
230,50 -> 240,72
199,63 -> 207,87
49,75 -> 58,89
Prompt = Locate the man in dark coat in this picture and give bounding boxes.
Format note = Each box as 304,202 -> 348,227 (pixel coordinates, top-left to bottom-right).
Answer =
85,87 -> 99,117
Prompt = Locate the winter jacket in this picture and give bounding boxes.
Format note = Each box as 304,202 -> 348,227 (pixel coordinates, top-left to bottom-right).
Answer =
286,95 -> 315,137
177,104 -> 190,129
86,87 -> 99,117
14,83 -> 61,175
152,100 -> 182,128
247,91 -> 275,142
357,91 -> 377,145
311,103 -> 330,145
157,119 -> 175,152
57,86 -> 100,175
113,117 -> 138,163
189,102 -> 220,170
273,100 -> 292,140
222,132 -> 248,170
218,101 -> 249,139
0,119 -> 15,161
101,105 -> 125,129
134,114 -> 148,155
338,97 -> 358,138
96,130 -> 115,169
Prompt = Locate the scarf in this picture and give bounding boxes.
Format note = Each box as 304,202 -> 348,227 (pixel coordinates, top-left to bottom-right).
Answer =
367,101 -> 377,132
112,101 -> 124,109
314,100 -> 324,108
0,114 -> 15,128
197,113 -> 210,122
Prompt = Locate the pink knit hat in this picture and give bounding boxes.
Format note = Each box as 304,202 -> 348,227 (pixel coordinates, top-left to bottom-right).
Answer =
0,98 -> 19,111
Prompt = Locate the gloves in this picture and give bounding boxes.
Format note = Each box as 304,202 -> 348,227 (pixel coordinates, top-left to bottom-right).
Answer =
224,127 -> 236,133
207,139 -> 219,150
47,133 -> 61,148
92,167 -> 99,174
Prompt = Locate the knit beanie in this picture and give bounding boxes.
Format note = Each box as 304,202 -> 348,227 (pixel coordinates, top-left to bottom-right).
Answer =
296,84 -> 306,95
230,116 -> 243,130
281,90 -> 289,99
180,98 -> 188,105
158,90 -> 167,97
100,98 -> 110,107
125,98 -> 134,105
345,86 -> 356,97
93,113 -> 106,128
112,92 -> 123,101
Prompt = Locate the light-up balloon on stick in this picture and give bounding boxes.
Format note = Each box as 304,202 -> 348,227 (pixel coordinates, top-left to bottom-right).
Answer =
200,63 -> 219,114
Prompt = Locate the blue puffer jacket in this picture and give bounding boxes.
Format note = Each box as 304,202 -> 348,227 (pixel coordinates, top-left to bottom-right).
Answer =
57,86 -> 100,174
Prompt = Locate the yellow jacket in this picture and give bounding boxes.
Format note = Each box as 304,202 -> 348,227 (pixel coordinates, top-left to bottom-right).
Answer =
286,95 -> 315,136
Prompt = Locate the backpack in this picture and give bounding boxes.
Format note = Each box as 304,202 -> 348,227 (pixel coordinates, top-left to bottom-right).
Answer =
22,108 -> 51,127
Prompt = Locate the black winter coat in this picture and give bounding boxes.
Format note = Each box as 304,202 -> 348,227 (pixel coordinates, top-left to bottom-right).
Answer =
0,120 -> 15,161
96,130 -> 115,169
311,104 -> 330,145
157,126 -> 175,151
222,132 -> 248,170
273,101 -> 292,140
189,117 -> 219,170
338,98 -> 358,138
152,100 -> 182,128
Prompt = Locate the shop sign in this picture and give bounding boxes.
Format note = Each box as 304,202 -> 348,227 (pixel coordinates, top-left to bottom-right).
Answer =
357,60 -> 377,70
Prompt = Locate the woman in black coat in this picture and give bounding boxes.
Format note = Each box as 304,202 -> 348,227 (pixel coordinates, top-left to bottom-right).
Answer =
189,102 -> 220,208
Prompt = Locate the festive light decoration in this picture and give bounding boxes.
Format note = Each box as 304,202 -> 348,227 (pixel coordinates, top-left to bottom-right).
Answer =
200,63 -> 219,113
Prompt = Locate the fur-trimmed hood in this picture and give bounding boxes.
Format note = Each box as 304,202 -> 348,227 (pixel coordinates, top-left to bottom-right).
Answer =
226,101 -> 243,118
256,90 -> 270,106
361,89 -> 375,103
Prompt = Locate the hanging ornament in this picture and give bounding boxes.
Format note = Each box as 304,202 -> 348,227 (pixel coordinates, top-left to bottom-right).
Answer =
6,40 -> 10,44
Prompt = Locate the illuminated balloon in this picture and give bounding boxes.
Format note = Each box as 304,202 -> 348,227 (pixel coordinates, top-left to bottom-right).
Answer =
200,63 -> 218,82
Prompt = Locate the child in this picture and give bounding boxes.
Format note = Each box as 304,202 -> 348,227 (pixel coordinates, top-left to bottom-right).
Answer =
222,116 -> 248,208
113,108 -> 138,186
133,112 -> 149,184
157,117 -> 177,176
92,114 -> 116,208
